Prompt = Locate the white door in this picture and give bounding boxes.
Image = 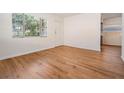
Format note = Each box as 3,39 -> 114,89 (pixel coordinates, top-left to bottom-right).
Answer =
54,22 -> 61,47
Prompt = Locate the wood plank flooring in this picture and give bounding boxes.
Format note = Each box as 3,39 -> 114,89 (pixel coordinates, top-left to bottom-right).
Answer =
0,45 -> 124,79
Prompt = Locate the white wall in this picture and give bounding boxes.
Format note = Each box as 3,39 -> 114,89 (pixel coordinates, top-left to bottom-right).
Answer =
122,14 -> 124,61
64,13 -> 101,51
0,13 -> 64,60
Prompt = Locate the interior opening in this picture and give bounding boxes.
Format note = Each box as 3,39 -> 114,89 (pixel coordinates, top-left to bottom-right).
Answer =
101,13 -> 122,56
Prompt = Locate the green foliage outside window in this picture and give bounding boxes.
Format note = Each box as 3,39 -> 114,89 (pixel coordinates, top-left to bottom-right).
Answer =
12,13 -> 47,37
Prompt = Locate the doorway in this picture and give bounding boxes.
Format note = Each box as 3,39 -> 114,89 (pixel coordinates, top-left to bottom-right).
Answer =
54,21 -> 62,47
101,13 -> 122,55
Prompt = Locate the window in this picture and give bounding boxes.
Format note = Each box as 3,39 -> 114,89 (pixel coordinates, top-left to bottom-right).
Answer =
12,13 -> 47,37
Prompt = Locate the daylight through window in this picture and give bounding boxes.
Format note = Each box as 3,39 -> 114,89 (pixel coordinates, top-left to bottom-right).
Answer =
12,13 -> 47,37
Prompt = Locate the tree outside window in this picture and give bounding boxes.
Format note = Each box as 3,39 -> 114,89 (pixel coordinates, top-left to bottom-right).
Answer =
12,13 -> 47,37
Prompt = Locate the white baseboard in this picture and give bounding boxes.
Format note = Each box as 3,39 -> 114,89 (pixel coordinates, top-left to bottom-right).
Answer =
0,44 -> 100,61
0,46 -> 55,61
64,44 -> 101,52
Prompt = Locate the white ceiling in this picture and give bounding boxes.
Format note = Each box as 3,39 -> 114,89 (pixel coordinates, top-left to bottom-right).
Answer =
102,13 -> 122,20
53,13 -> 80,17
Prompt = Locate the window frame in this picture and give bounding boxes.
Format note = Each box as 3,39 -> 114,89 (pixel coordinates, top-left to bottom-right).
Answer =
12,13 -> 48,38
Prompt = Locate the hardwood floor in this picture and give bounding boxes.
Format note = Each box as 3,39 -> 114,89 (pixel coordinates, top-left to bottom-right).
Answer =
0,45 -> 124,79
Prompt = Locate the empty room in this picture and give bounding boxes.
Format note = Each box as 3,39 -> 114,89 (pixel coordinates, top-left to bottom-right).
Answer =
0,13 -> 124,79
